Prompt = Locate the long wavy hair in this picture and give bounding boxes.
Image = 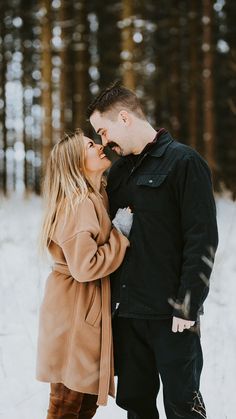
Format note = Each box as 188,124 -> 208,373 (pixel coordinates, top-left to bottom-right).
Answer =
39,129 -> 98,253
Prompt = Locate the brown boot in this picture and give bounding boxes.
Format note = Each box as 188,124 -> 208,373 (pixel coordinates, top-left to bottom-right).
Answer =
47,383 -> 98,419
78,393 -> 98,419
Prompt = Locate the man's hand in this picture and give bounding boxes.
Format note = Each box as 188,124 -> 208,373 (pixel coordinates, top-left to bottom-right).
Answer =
172,316 -> 195,333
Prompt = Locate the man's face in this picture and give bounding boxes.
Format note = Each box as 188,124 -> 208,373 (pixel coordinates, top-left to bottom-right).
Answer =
90,110 -> 132,156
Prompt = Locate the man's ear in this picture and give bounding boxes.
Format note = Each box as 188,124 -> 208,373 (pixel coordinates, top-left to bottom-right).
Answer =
118,110 -> 131,126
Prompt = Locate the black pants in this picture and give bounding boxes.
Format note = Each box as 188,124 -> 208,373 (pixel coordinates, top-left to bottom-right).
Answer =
113,316 -> 206,419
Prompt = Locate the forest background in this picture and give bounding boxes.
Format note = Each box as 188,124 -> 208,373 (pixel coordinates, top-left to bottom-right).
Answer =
0,0 -> 235,197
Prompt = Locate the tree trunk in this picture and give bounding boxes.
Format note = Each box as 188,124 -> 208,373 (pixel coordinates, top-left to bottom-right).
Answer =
188,1 -> 199,150
121,0 -> 136,90
0,4 -> 7,195
72,0 -> 89,131
41,0 -> 53,178
58,0 -> 74,135
169,0 -> 181,139
154,10 -> 171,131
202,0 -> 216,177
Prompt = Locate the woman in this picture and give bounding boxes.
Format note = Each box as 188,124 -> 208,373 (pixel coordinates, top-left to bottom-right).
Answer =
36,129 -> 132,418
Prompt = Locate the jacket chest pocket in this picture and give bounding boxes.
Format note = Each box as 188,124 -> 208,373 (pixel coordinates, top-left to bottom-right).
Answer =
134,174 -> 168,211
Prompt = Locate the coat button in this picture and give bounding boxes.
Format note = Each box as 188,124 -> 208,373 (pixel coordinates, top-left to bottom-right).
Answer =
122,284 -> 126,288
149,179 -> 153,183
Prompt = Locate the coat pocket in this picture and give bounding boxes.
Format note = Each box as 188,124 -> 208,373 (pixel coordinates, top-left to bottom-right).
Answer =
85,284 -> 102,328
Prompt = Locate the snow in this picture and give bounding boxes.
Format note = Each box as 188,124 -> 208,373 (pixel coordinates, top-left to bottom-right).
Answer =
0,193 -> 235,419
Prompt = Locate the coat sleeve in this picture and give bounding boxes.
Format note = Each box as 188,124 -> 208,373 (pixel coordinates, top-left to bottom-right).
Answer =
60,198 -> 130,282
172,152 -> 218,321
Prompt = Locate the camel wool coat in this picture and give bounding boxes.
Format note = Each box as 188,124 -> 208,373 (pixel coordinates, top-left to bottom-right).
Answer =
36,189 -> 129,406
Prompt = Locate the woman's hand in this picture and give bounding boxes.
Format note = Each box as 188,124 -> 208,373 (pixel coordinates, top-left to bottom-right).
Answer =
112,207 -> 133,238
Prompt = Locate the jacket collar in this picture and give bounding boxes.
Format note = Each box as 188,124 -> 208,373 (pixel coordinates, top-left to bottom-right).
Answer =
118,130 -> 174,169
148,131 -> 174,158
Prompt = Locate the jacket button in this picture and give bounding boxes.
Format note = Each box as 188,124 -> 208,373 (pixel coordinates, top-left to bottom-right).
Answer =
149,179 -> 153,183
122,284 -> 126,288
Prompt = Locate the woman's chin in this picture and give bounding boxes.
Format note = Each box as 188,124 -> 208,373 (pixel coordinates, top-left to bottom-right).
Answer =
103,157 -> 112,170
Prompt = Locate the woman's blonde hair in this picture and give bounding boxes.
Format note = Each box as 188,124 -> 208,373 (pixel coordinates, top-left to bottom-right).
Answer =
39,128 -> 98,252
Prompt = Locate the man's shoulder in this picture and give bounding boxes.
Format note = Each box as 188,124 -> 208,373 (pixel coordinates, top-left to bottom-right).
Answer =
169,140 -> 199,158
165,141 -> 213,185
167,140 -> 208,167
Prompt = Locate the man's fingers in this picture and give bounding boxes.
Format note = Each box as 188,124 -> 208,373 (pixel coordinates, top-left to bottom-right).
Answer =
172,317 -> 196,333
172,317 -> 178,333
178,323 -> 184,332
172,317 -> 177,333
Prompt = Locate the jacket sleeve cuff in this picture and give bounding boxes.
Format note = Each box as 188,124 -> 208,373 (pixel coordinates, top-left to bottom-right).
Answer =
172,304 -> 203,322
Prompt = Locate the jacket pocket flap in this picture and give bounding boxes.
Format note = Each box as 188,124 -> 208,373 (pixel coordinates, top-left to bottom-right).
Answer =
136,174 -> 167,188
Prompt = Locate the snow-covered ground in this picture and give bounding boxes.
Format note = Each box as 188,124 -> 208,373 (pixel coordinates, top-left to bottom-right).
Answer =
0,194 -> 235,419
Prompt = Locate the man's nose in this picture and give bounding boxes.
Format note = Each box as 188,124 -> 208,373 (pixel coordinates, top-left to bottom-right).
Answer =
98,143 -> 104,152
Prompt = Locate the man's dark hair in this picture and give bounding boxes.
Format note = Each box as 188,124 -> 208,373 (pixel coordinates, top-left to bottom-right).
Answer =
86,80 -> 146,120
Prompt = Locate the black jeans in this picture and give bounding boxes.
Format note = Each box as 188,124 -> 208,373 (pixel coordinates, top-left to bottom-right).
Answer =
113,316 -> 206,419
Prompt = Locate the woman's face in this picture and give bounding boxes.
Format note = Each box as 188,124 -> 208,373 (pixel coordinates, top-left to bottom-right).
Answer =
83,136 -> 111,174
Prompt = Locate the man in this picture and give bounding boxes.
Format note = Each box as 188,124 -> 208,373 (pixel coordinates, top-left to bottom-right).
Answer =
87,81 -> 218,419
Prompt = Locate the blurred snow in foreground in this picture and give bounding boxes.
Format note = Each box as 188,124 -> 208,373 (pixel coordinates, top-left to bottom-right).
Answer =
0,194 -> 235,419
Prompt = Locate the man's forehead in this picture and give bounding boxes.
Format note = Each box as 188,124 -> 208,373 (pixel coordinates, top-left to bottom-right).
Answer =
90,111 -> 110,132
90,111 -> 103,126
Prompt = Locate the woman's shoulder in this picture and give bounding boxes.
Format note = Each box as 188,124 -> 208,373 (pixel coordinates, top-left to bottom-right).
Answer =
54,195 -> 100,244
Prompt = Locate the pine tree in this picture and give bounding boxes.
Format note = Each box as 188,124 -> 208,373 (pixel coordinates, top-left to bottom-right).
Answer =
40,0 -> 53,178
202,0 -> 216,177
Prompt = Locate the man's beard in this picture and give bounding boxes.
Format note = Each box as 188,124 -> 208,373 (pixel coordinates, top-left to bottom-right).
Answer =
107,141 -> 119,150
107,141 -> 124,156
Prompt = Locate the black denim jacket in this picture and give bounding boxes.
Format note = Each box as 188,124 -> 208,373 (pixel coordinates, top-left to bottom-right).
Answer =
107,131 -> 218,321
